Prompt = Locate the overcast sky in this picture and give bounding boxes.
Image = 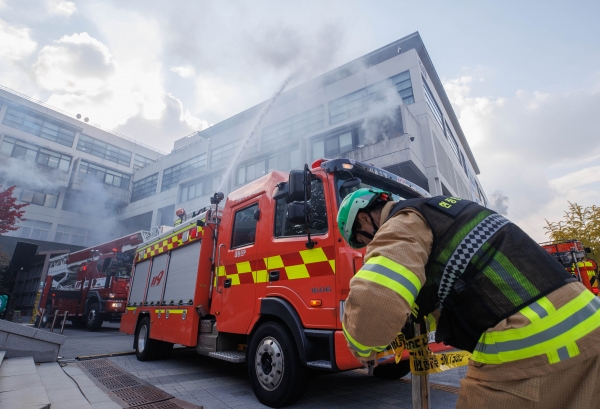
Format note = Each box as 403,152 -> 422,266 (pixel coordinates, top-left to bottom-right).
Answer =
1,0 -> 599,242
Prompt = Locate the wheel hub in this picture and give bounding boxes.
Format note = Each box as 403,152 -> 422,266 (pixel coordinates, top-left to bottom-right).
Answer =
138,325 -> 147,352
255,336 -> 284,391
88,309 -> 96,324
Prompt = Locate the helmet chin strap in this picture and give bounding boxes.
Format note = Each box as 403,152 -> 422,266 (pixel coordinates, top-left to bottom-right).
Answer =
356,211 -> 380,241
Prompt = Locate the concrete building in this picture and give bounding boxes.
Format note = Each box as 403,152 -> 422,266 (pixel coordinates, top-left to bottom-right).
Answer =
1,30 -> 487,251
119,32 -> 487,234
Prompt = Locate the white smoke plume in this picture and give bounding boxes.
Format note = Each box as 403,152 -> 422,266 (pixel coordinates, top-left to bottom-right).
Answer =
360,83 -> 405,145
0,156 -> 63,191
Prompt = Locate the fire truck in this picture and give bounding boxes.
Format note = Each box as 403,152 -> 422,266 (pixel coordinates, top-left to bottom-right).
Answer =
38,231 -> 155,330
541,240 -> 599,295
120,158 -> 449,407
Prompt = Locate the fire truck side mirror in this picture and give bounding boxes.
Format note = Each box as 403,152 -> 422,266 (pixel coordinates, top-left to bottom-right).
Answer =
273,182 -> 289,202
288,170 -> 305,202
287,202 -> 306,225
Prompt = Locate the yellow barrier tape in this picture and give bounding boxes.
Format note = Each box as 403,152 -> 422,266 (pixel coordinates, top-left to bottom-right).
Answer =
375,331 -> 471,375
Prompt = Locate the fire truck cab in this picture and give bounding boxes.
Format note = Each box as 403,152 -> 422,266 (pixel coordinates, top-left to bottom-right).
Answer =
541,240 -> 599,295
120,158 -> 440,407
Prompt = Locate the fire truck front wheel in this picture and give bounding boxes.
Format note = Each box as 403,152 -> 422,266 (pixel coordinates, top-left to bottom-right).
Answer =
85,302 -> 103,331
136,317 -> 160,361
248,321 -> 307,408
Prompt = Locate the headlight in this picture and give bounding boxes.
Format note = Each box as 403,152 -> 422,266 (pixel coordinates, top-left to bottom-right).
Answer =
109,293 -> 116,298
111,302 -> 122,308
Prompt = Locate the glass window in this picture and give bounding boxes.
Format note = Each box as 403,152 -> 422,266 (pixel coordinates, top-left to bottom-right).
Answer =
55,224 -> 90,246
7,219 -> 52,240
328,71 -> 414,125
78,160 -> 131,189
231,203 -> 258,248
210,142 -> 236,169
76,134 -> 132,167
2,108 -> 76,147
133,153 -> 155,171
20,188 -> 59,208
161,154 -> 207,191
262,106 -> 324,145
312,130 -> 356,161
131,173 -> 158,202
274,178 -> 328,237
179,174 -> 221,202
0,136 -> 72,172
423,77 -> 443,130
236,146 -> 300,186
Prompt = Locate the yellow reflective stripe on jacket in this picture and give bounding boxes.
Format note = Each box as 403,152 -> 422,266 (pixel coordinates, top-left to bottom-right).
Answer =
342,322 -> 387,358
355,256 -> 422,307
472,291 -> 600,364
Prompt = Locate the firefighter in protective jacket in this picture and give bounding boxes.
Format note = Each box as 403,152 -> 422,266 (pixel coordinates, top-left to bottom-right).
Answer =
338,189 -> 600,409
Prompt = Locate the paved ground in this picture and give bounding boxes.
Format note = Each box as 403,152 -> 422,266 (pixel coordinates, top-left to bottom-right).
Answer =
47,324 -> 465,408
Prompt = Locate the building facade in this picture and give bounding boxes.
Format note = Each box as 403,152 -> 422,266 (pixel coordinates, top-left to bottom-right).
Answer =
1,31 -> 487,249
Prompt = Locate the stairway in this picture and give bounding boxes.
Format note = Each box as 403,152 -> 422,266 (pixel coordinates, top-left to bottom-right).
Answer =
0,352 -> 121,408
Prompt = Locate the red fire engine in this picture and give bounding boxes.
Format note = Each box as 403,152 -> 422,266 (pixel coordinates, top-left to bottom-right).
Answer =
120,158 -> 449,407
540,240 -> 599,295
38,231 -> 152,330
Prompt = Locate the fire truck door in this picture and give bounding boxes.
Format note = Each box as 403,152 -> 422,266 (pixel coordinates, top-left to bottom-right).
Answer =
264,177 -> 337,327
215,199 -> 262,333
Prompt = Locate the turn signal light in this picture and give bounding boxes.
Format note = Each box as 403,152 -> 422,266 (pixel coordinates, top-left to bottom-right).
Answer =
309,300 -> 322,307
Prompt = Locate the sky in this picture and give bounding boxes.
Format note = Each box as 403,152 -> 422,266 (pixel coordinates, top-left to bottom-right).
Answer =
0,0 -> 599,242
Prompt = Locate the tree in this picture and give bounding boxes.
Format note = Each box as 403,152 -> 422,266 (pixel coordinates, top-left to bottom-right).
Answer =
544,202 -> 600,255
0,185 -> 27,234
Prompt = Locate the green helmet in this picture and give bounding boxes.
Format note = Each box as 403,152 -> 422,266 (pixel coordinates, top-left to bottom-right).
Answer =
337,188 -> 391,249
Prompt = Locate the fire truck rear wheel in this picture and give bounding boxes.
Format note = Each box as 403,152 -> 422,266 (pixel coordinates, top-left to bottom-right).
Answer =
86,302 -> 103,331
136,317 -> 160,361
248,321 -> 307,408
373,360 -> 411,380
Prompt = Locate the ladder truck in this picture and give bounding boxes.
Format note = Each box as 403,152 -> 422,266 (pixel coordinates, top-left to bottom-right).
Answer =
38,230 -> 155,330
120,158 -> 451,407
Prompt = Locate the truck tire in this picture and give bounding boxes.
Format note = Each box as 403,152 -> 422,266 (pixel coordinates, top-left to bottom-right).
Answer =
135,317 -> 160,361
85,303 -> 103,331
373,360 -> 411,380
248,321 -> 307,407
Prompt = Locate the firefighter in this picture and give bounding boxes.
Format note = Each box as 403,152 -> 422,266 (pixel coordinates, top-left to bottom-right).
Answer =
337,189 -> 600,409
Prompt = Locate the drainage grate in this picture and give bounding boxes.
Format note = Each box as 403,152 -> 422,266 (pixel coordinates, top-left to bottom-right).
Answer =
88,366 -> 128,378
76,358 -> 202,408
80,359 -> 114,369
98,374 -> 142,390
112,385 -> 173,406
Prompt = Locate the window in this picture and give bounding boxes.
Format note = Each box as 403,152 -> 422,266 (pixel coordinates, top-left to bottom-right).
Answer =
0,136 -> 72,171
133,154 -> 155,171
180,174 -> 221,202
423,77 -> 443,130
7,219 -> 52,241
231,203 -> 258,248
311,130 -> 354,161
76,134 -> 132,167
262,106 -> 324,145
444,121 -> 469,176
78,160 -> 131,189
274,178 -> 328,237
2,107 -> 76,147
55,224 -> 90,246
131,173 -> 158,202
210,142 -> 236,169
161,153 -> 207,192
21,188 -> 59,208
329,71 -> 414,125
236,146 -> 301,186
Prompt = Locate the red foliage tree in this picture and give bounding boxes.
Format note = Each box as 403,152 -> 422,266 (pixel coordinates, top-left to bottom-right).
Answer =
0,186 -> 28,235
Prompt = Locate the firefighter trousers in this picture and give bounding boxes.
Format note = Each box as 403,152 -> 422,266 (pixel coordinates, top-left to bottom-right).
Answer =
456,354 -> 600,409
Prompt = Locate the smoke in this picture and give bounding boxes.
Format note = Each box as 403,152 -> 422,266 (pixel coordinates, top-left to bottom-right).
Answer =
0,156 -> 62,191
489,190 -> 509,215
360,82 -> 405,145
